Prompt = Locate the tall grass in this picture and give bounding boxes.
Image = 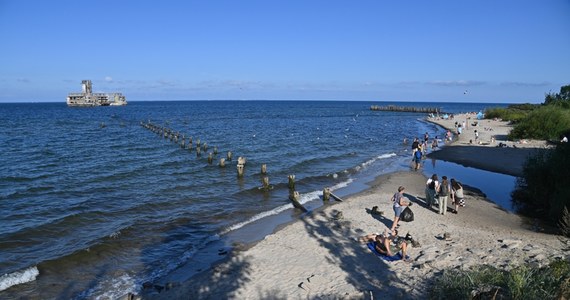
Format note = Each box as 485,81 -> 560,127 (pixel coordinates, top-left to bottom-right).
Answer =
430,260 -> 570,299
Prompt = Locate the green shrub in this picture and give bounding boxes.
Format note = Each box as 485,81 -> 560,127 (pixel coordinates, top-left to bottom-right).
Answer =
485,104 -> 537,124
430,260 -> 570,299
509,105 -> 570,140
512,144 -> 570,228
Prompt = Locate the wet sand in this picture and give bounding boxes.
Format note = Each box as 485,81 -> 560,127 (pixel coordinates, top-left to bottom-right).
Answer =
137,114 -> 566,300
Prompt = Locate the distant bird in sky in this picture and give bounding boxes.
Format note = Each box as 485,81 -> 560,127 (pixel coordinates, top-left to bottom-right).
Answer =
464,90 -> 468,95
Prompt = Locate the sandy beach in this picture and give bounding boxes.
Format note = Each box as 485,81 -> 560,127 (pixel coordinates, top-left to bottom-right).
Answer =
425,113 -> 551,177
139,114 -> 567,300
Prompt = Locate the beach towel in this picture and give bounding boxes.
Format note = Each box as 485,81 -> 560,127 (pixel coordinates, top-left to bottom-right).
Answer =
367,242 -> 409,261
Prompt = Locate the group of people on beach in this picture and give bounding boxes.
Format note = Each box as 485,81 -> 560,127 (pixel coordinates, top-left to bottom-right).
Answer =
359,175 -> 465,262
410,133 -> 441,170
425,174 -> 465,215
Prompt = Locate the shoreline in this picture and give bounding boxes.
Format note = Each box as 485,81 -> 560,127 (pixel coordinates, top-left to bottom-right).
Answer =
141,171 -> 565,299
137,114 -> 566,299
425,113 -> 551,177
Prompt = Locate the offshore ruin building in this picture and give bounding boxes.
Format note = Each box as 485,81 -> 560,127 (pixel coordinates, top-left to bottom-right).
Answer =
67,80 -> 127,106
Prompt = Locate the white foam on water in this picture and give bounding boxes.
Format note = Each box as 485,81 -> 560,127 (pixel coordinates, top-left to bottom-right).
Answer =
78,273 -> 139,300
0,266 -> 39,291
362,152 -> 397,168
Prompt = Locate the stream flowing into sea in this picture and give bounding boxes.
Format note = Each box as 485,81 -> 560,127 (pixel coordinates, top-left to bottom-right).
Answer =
0,100 -> 509,299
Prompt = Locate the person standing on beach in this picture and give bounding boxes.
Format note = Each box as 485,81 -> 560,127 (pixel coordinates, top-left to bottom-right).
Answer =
451,178 -> 465,214
391,186 -> 412,232
438,176 -> 451,215
411,138 -> 420,158
425,174 -> 439,208
413,148 -> 422,170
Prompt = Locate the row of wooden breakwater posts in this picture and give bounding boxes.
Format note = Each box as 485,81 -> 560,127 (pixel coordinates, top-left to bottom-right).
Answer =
140,120 -> 344,212
370,105 -> 441,114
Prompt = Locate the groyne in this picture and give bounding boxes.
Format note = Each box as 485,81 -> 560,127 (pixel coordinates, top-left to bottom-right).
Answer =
370,105 -> 441,114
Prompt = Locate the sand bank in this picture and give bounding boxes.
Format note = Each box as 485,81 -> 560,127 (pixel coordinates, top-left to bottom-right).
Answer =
141,171 -> 565,299
425,113 -> 551,177
137,114 -> 566,299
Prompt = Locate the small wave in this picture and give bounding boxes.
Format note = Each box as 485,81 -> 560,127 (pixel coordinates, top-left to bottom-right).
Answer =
361,152 -> 397,168
0,266 -> 39,291
75,273 -> 138,300
219,178 -> 353,235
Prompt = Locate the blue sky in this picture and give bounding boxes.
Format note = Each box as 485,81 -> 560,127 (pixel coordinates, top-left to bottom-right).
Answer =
1,0 -> 569,103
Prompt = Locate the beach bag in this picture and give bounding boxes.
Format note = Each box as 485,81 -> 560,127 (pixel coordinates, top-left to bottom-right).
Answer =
440,183 -> 449,197
400,207 -> 414,222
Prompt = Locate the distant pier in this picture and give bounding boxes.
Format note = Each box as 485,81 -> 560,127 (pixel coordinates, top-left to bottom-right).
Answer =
370,105 -> 441,114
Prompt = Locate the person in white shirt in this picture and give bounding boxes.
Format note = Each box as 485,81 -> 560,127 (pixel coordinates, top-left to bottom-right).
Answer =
425,174 -> 439,208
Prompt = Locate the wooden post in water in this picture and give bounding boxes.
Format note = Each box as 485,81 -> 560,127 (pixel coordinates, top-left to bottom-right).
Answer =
202,142 -> 208,152
261,164 -> 267,175
213,146 -> 218,155
237,163 -> 245,177
227,151 -> 233,161
288,175 -> 295,191
237,156 -> 246,166
208,152 -> 213,164
196,139 -> 201,147
196,146 -> 201,157
323,188 -> 331,201
262,176 -> 270,190
219,158 -> 226,167
289,190 -> 307,212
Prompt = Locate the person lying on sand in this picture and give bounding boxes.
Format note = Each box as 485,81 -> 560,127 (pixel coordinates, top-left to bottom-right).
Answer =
359,229 -> 410,262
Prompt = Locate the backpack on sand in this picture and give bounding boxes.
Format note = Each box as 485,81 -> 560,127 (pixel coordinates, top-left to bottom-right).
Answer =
400,207 -> 414,222
440,183 -> 449,197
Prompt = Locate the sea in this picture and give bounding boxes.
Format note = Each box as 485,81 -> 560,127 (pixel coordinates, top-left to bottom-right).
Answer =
0,100 -> 512,299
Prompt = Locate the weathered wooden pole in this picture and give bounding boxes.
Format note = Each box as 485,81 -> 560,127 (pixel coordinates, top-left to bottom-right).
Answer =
289,191 -> 307,212
261,176 -> 270,190
237,163 -> 245,177
288,175 -> 295,191
323,188 -> 331,201
196,146 -> 201,157
202,142 -> 208,151
207,152 -> 213,164
219,158 -> 226,167
227,151 -> 233,161
196,139 -> 201,147
213,146 -> 218,155
237,156 -> 246,166
261,164 -> 267,175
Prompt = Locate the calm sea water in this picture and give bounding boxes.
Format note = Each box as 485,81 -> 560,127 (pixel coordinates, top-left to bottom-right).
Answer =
0,100 -> 507,299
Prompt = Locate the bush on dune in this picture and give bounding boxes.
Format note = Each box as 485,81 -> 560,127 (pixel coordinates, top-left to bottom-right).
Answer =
512,143 -> 570,233
485,104 -> 536,124
509,106 -> 570,140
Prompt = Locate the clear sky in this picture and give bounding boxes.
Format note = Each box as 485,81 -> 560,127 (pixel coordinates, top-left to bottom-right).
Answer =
1,0 -> 569,103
